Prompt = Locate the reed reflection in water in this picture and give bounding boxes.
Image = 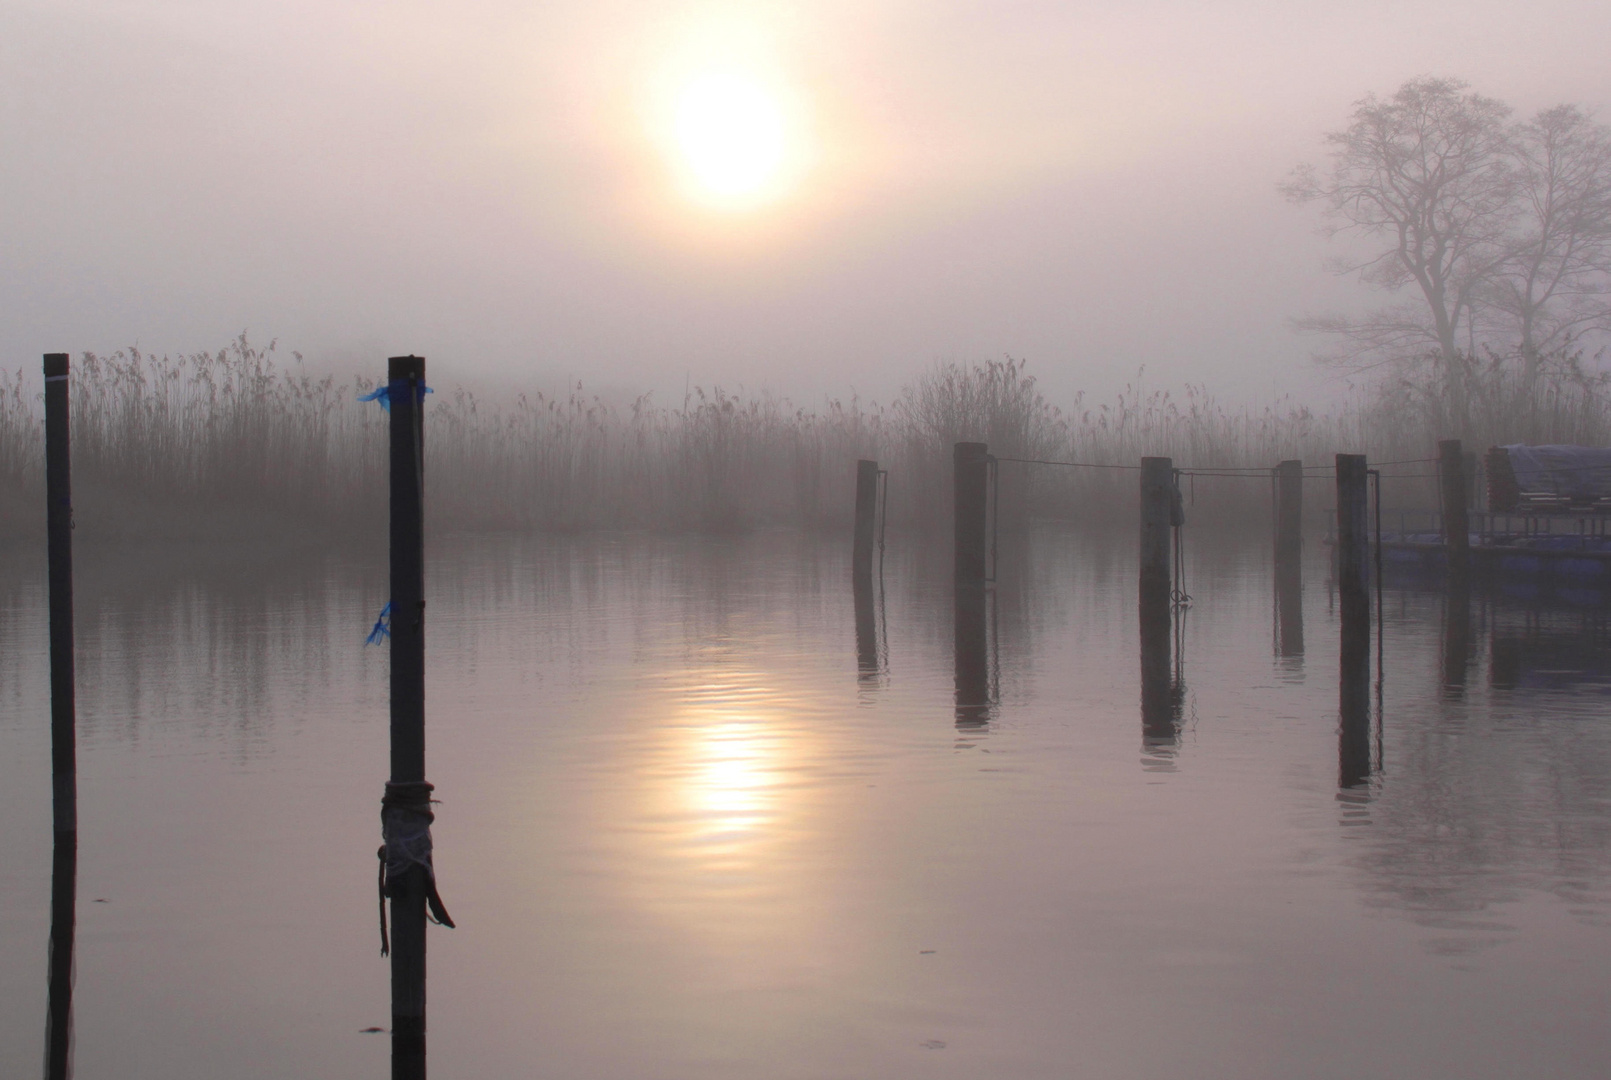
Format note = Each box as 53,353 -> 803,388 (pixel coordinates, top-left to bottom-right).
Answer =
5,531 -> 1611,1079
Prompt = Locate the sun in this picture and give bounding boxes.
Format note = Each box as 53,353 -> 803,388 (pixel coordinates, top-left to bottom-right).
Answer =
673,71 -> 787,205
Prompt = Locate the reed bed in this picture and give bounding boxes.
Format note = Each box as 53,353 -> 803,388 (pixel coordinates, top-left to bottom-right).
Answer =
1,339 -> 1606,539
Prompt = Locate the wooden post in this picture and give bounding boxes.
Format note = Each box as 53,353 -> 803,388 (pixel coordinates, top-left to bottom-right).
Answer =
1336,453 -> 1371,788
1439,439 -> 1470,579
953,442 -> 989,728
43,353 -> 77,1080
1139,458 -> 1175,744
1140,457 -> 1173,609
1439,446 -> 1473,692
852,459 -> 879,579
953,442 -> 988,588
390,355 -> 427,787
45,354 -> 76,839
387,355 -> 429,1080
1274,460 -> 1304,657
1274,460 -> 1303,573
1336,455 -> 1370,634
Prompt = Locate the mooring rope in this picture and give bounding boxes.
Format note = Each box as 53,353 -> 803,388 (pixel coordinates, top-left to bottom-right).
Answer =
377,781 -> 455,956
995,455 -> 1439,474
993,456 -> 1140,469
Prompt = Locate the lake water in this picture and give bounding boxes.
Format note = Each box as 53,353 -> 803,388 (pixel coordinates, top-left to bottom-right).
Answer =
3,526 -> 1610,1079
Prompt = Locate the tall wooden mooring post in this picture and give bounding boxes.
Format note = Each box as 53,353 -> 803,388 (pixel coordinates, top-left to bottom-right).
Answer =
380,355 -> 453,1080
1335,453 -> 1371,788
44,353 -> 78,1080
1438,439 -> 1470,581
954,443 -> 990,727
1139,457 -> 1176,739
1274,459 -> 1304,657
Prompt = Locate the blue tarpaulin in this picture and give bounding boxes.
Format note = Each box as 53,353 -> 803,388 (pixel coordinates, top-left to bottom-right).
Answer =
1503,444 -> 1611,501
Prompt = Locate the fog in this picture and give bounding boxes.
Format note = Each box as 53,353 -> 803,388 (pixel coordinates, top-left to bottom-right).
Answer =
4,0 -> 1610,405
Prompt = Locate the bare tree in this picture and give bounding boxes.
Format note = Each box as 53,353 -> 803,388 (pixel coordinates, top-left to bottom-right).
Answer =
1491,105 -> 1611,387
1285,77 -> 1516,435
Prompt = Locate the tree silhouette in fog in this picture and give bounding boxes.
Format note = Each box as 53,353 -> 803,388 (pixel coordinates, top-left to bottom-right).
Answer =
1286,76 -> 1611,439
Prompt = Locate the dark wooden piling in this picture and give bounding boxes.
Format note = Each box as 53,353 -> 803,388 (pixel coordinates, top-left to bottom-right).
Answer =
1438,439 -> 1470,580
390,355 -> 427,787
1140,458 -> 1174,616
1336,453 -> 1371,788
387,355 -> 428,1080
1140,457 -> 1179,618
1140,458 -> 1176,744
954,443 -> 989,588
853,459 -> 879,580
954,442 -> 990,726
43,353 -> 77,1080
45,354 -> 76,839
1336,455 -> 1370,636
1274,460 -> 1303,574
1274,460 -> 1304,658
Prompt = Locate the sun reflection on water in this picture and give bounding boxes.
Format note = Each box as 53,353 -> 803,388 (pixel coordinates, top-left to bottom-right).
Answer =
670,677 -> 791,857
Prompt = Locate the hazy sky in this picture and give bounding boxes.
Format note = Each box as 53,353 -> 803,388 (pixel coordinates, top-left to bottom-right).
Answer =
4,0 -> 1610,407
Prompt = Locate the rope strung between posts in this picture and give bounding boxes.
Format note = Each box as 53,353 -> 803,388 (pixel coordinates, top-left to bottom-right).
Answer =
378,781 -> 455,956
993,456 -> 1140,469
995,455 -> 1439,474
1174,469 -> 1441,480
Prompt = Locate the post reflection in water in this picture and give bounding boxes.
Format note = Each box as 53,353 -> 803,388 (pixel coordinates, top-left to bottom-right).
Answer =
852,573 -> 884,690
1338,618 -> 1372,790
1442,583 -> 1473,695
1275,561 -> 1304,660
954,585 -> 992,730
1139,606 -> 1184,762
1488,609 -> 1611,692
13,530 -> 1611,1077
44,832 -> 76,1080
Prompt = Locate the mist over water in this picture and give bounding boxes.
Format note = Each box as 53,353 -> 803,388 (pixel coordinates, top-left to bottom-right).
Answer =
5,2 -> 1610,405
4,528 -> 1610,1078
8,1 -> 1611,1074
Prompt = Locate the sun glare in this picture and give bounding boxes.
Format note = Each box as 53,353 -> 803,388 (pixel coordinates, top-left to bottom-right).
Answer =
673,72 -> 787,205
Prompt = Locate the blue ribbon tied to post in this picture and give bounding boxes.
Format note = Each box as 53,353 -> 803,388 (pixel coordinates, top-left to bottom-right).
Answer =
366,602 -> 393,645
358,380 -> 434,411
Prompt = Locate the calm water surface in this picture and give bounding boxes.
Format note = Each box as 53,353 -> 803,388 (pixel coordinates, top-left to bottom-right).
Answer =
2,527 -> 1610,1078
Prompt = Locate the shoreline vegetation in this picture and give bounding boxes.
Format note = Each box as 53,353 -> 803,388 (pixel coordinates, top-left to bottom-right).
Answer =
2,335 -> 1608,542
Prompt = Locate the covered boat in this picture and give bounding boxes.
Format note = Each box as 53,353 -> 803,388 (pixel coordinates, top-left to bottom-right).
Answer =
1486,444 -> 1611,512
